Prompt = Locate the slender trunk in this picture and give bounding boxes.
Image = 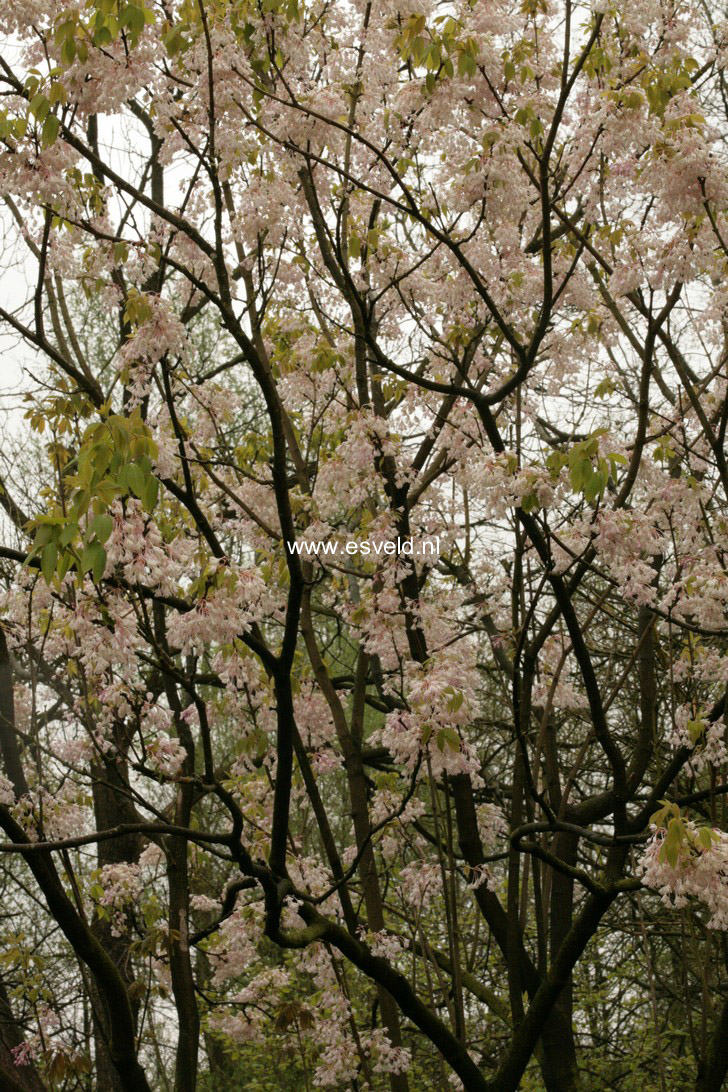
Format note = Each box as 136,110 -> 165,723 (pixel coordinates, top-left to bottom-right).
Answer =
91,758 -> 143,1092
451,773 -> 576,1088
695,994 -> 728,1092
155,607 -> 200,1092
167,831 -> 200,1092
539,832 -> 579,1092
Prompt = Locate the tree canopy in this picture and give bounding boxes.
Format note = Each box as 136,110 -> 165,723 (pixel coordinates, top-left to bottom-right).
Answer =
1,0 -> 728,1089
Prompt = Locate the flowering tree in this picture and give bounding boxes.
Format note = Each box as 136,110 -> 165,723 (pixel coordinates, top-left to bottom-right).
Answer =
1,0 -> 728,1088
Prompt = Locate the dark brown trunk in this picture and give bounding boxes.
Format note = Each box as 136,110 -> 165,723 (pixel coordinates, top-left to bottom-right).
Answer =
90,756 -> 143,1092
539,831 -> 579,1092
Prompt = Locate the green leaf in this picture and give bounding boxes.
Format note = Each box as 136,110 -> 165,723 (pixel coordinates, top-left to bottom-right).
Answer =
142,475 -> 159,511
61,37 -> 76,65
57,550 -> 74,581
595,377 -> 616,399
91,513 -> 113,544
54,17 -> 76,43
436,726 -> 460,751
80,541 -> 106,581
661,818 -> 685,868
650,800 -> 677,829
41,542 -> 58,584
163,24 -> 187,55
444,686 -> 464,712
697,826 -> 714,850
89,542 -> 107,582
127,463 -> 146,499
94,24 -> 113,46
570,457 -> 592,492
32,524 -> 53,551
59,521 -> 79,547
29,94 -> 50,121
79,544 -> 95,575
584,468 -> 607,503
41,114 -> 60,147
48,82 -> 67,107
92,544 -> 107,582
687,718 -> 705,743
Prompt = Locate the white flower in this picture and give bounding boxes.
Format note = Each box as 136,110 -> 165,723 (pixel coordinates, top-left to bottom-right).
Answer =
0,775 -> 15,807
639,822 -> 728,929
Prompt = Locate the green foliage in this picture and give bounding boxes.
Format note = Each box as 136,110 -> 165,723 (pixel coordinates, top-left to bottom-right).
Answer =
393,12 -> 480,92
649,801 -> 719,867
546,431 -> 627,503
27,408 -> 159,586
54,0 -> 156,65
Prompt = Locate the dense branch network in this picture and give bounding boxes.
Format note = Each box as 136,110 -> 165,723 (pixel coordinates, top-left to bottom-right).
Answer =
0,1 -> 727,1090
